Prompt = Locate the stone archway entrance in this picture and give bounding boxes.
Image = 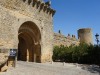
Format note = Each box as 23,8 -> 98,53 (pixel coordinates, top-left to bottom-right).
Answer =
17,21 -> 41,62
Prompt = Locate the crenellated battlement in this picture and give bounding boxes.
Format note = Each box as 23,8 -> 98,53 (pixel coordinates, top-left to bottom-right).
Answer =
54,33 -> 79,47
22,0 -> 56,16
0,0 -> 56,17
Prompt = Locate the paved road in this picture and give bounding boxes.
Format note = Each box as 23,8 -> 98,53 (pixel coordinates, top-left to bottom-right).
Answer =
0,61 -> 100,75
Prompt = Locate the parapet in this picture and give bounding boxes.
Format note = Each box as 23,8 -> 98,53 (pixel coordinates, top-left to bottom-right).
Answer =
0,0 -> 56,16
23,0 -> 56,16
54,33 -> 79,47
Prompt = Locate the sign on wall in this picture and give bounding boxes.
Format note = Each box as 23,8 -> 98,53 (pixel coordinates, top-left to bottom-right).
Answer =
9,49 -> 17,56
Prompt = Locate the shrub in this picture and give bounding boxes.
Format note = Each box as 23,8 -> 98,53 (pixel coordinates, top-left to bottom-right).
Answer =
53,43 -> 100,65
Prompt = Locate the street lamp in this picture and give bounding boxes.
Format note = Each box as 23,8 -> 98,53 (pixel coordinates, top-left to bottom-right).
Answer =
95,33 -> 99,46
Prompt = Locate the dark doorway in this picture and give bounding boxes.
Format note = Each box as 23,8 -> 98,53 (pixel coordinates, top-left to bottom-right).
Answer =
18,21 -> 41,62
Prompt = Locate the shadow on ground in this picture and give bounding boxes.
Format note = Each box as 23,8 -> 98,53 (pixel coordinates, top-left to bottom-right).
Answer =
80,64 -> 100,74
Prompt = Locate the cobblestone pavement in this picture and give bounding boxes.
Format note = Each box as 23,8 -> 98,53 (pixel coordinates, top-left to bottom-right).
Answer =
0,61 -> 100,75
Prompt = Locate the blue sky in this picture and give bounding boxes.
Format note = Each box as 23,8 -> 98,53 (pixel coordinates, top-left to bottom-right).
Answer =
45,0 -> 100,44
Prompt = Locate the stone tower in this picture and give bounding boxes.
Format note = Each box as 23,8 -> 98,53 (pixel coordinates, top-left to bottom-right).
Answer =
78,28 -> 93,45
0,0 -> 55,63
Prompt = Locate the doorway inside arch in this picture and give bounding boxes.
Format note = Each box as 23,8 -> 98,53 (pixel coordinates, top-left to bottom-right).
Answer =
17,21 -> 41,62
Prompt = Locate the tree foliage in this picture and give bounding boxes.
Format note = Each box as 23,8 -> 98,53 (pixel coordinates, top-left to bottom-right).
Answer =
53,43 -> 100,65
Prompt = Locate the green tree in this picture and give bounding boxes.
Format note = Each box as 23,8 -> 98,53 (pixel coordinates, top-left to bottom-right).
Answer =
53,43 -> 100,65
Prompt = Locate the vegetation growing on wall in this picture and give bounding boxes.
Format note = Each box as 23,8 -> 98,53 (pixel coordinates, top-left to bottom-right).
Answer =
53,43 -> 100,65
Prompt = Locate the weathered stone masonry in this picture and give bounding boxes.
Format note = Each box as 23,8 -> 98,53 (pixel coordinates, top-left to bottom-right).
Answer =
0,0 -> 55,63
54,33 -> 79,47
78,28 -> 93,45
54,28 -> 93,47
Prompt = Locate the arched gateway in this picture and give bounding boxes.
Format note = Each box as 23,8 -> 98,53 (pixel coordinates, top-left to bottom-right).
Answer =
18,21 -> 41,62
0,0 -> 55,64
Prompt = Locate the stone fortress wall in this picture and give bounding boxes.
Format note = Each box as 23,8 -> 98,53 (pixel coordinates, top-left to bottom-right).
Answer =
54,28 -> 93,47
0,0 -> 55,64
54,33 -> 79,47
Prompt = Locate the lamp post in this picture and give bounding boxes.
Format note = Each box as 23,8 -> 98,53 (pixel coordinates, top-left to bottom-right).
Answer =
95,33 -> 99,46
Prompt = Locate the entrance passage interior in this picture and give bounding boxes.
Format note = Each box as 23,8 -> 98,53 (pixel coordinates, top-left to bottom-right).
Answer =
18,21 -> 41,62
